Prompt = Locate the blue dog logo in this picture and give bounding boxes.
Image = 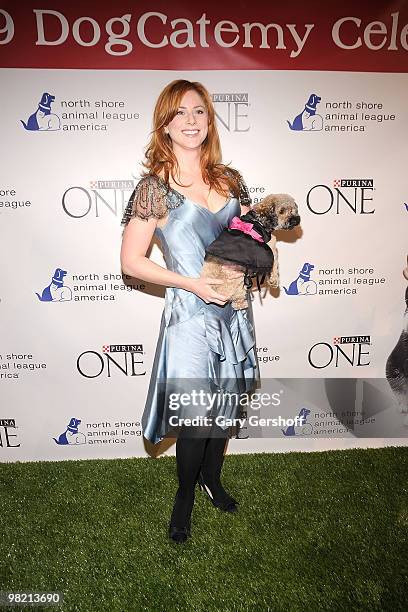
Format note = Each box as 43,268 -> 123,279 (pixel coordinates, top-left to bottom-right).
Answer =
21,92 -> 61,131
284,262 -> 317,296
282,408 -> 312,436
35,268 -> 72,302
287,94 -> 323,131
53,418 -> 86,445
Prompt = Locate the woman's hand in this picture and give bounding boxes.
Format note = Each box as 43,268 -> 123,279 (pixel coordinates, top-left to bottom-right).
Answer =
187,276 -> 230,305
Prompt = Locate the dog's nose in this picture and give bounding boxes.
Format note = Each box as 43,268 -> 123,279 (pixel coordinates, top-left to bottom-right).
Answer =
288,215 -> 301,228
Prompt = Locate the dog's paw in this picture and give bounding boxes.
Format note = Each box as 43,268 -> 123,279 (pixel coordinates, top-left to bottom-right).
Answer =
232,299 -> 248,310
269,273 -> 280,288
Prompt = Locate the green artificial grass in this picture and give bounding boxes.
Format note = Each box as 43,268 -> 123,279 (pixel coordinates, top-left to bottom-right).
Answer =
0,446 -> 407,612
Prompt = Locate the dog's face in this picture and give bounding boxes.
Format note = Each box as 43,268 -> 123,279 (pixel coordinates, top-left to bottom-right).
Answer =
307,94 -> 321,108
53,268 -> 67,282
40,92 -> 55,106
68,418 -> 81,429
252,194 -> 301,232
301,263 -> 314,275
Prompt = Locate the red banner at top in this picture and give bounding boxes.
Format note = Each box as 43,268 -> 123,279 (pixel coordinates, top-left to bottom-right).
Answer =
0,0 -> 407,71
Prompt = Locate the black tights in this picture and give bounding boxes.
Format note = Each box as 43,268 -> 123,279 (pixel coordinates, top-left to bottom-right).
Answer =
170,424 -> 230,527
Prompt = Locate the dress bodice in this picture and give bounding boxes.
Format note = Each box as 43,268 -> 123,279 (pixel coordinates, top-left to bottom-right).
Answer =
155,193 -> 241,327
156,194 -> 239,274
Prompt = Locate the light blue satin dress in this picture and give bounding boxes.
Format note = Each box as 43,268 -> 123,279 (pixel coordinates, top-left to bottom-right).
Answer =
136,184 -> 260,444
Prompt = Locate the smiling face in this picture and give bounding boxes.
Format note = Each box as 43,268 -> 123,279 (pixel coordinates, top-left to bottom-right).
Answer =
165,89 -> 209,153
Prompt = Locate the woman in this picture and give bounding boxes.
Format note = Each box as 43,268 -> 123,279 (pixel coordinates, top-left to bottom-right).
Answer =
120,79 -> 266,543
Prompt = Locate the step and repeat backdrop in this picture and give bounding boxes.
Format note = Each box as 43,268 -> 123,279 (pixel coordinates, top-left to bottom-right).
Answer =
1,1 -> 407,461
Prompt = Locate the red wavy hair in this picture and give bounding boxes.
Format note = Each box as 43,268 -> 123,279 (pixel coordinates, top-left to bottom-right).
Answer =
142,79 -> 240,198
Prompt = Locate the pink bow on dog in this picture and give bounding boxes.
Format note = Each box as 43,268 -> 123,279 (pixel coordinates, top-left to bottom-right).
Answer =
229,216 -> 264,242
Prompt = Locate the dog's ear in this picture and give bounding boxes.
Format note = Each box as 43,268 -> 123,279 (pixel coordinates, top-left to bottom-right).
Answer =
260,194 -> 297,212
276,194 -> 297,209
254,195 -> 277,215
259,195 -> 277,206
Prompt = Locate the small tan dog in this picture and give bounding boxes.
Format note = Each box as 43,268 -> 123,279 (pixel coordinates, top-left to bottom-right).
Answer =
202,194 -> 300,309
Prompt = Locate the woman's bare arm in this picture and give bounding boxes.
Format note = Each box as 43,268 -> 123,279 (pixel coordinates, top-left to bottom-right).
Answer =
120,216 -> 230,305
121,216 -> 192,289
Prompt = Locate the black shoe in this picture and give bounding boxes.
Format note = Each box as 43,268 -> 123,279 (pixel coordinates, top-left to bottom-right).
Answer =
168,490 -> 193,543
197,471 -> 238,513
168,524 -> 191,543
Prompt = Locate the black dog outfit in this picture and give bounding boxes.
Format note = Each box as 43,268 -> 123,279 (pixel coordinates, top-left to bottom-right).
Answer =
205,212 -> 274,290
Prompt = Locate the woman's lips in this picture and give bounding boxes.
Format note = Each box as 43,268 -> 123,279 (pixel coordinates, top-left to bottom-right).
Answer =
182,129 -> 200,136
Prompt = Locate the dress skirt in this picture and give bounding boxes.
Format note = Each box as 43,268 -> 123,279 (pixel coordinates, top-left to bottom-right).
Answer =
142,297 -> 259,444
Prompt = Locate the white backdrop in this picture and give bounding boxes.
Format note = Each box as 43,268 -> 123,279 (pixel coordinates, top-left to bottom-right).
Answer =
1,68 -> 407,461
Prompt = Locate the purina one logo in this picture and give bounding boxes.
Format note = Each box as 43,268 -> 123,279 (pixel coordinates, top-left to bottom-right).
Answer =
212,93 -> 249,133
62,179 -> 135,219
308,336 -> 371,369
0,419 -> 20,448
76,344 -> 146,378
306,178 -> 375,215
